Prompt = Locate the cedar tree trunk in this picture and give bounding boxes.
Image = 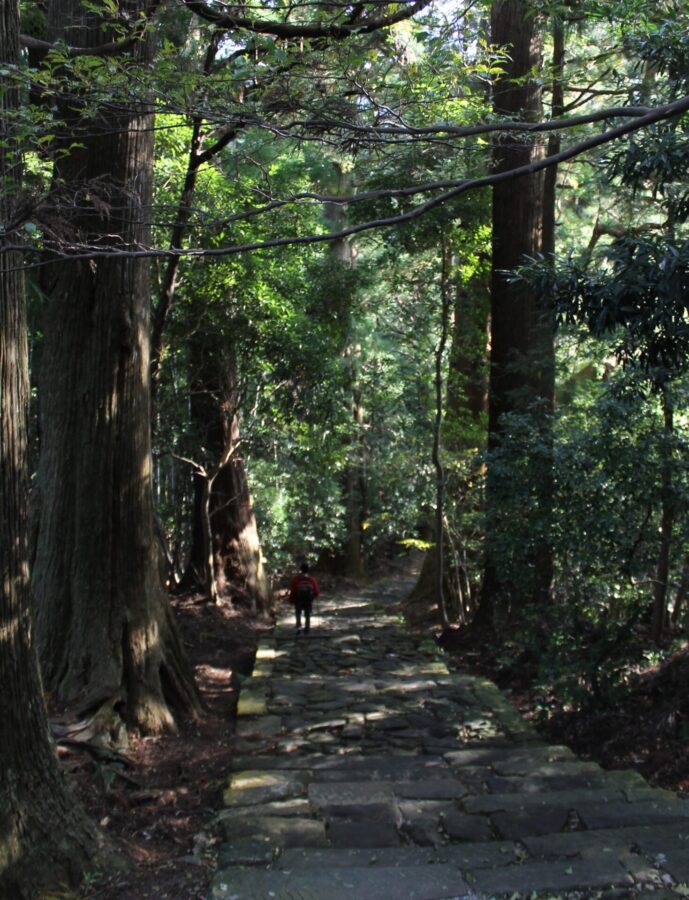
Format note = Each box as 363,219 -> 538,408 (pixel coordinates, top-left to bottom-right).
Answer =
32,0 -> 200,735
0,2 -> 106,892
480,0 -> 554,625
181,339 -> 270,611
325,192 -> 367,579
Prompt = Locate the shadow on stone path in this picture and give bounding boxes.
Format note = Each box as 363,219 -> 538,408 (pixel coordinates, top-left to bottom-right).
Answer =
211,579 -> 689,899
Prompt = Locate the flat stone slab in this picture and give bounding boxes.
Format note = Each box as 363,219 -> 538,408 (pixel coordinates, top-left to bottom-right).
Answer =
309,781 -> 395,808
220,797 -> 312,819
445,745 -> 575,771
491,806 -> 573,839
229,754 -> 449,775
440,809 -> 493,842
219,814 -> 327,848
224,770 -> 305,806
279,842 -> 521,870
463,786 -> 624,813
210,864 -> 468,899
216,837 -> 275,866
327,819 -> 402,847
236,687 -> 268,716
393,778 -> 468,800
471,856 -> 634,894
578,799 -> 689,829
235,714 -> 283,739
524,822 -> 689,860
303,757 -> 453,782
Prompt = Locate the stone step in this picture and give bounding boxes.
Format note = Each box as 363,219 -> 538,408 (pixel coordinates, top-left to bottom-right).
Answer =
470,856 -> 635,895
217,583 -> 689,898
209,862 -> 469,899
276,844 -> 521,869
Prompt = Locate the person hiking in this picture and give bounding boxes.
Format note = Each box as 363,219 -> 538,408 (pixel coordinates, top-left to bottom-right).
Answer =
289,562 -> 320,635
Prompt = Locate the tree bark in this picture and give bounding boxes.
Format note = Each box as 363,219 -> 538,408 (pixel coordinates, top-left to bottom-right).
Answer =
446,276 -> 490,443
32,0 -> 200,735
180,338 -> 270,611
323,188 -> 367,579
341,341 -> 367,579
481,0 -> 554,625
0,2 -> 107,891
432,242 -> 453,629
652,386 -> 674,644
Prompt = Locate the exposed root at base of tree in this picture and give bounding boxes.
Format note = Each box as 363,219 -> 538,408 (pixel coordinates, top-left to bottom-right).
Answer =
53,592 -> 272,900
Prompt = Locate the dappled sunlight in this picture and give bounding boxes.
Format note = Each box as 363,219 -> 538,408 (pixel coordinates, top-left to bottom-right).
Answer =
0,607 -> 21,648
195,663 -> 234,702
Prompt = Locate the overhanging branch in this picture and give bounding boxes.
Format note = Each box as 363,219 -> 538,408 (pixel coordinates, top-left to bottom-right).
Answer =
20,0 -> 163,58
183,0 -> 430,38
6,91 -> 689,267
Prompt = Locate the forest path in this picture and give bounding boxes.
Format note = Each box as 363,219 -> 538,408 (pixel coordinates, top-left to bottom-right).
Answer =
210,578 -> 689,899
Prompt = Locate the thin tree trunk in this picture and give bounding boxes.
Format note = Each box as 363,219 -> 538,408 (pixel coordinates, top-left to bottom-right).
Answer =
342,341 -> 367,579
203,475 -> 221,605
652,386 -> 674,644
0,4 -> 107,891
150,32 -> 238,405
671,556 -> 689,625
150,36 -> 263,605
33,0 -> 200,735
406,268 -> 489,625
531,11 -> 563,606
432,241 -> 453,629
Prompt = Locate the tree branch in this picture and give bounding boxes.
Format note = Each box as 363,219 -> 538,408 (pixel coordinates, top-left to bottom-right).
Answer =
183,0 -> 430,38
8,91 -> 689,266
20,0 -> 163,58
280,104 -> 658,142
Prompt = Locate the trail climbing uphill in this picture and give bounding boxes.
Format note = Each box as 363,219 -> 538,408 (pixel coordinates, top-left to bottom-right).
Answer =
212,581 -> 689,899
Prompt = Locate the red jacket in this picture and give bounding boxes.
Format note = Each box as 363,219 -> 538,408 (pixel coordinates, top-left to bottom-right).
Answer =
289,573 -> 320,603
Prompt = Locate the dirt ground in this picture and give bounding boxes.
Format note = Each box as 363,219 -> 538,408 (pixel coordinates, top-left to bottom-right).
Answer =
58,592 -> 274,899
59,584 -> 689,898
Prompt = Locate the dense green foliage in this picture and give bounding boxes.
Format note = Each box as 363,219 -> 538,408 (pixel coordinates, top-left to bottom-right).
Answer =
10,0 -> 689,717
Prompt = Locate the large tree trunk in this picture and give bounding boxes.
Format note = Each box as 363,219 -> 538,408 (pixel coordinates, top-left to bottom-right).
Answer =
0,3 -> 106,892
480,0 -> 554,626
181,338 -> 270,611
32,0 -> 200,735
323,192 -> 368,579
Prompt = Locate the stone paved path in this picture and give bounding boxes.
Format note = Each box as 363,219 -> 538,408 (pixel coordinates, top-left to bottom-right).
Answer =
211,580 -> 689,899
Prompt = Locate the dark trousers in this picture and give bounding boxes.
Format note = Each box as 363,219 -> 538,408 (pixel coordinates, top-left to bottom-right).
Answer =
295,599 -> 313,632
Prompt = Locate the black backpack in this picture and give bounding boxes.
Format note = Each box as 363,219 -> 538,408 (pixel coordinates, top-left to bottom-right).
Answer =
295,575 -> 315,603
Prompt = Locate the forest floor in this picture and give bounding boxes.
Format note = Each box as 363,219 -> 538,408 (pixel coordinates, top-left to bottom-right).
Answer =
58,576 -> 689,898
446,631 -> 689,800
58,590 -> 274,900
